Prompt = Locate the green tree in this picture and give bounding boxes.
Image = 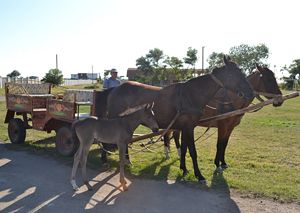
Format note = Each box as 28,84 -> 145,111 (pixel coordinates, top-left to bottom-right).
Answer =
164,56 -> 183,81
7,70 -> 21,78
229,43 -> 269,74
283,59 -> 300,90
136,48 -> 166,84
41,68 -> 64,86
207,52 -> 225,70
207,44 -> 269,74
183,47 -> 198,76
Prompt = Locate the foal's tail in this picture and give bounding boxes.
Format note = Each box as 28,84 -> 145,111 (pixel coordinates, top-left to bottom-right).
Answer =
93,87 -> 115,118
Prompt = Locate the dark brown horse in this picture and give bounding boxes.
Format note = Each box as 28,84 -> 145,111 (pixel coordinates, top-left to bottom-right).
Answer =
97,56 -> 254,183
166,65 -> 283,173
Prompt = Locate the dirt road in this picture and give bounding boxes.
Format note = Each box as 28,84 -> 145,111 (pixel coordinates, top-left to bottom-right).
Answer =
1,142 -> 299,213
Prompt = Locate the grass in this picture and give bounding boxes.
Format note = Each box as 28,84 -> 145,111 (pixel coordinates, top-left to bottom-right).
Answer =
0,87 -> 299,202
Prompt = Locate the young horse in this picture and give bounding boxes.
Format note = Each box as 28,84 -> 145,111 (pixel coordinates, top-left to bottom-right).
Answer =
70,104 -> 159,191
97,56 -> 254,183
166,65 -> 283,172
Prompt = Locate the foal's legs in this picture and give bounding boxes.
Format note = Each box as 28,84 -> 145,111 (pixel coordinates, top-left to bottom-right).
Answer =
118,143 -> 128,191
81,145 -> 93,191
70,145 -> 83,191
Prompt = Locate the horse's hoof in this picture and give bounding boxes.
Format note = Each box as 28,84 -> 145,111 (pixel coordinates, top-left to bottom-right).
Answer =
221,164 -> 228,169
199,179 -> 207,185
122,184 -> 128,191
182,170 -> 188,177
215,166 -> 224,174
73,186 -> 79,191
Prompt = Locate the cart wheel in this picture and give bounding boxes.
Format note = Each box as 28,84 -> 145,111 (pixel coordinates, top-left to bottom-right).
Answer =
55,126 -> 78,156
8,118 -> 26,144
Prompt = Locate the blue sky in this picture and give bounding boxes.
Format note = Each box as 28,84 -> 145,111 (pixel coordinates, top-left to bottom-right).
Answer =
0,0 -> 299,79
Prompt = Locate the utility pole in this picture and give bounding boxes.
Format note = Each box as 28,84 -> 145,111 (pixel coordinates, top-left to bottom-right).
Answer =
56,54 -> 58,69
91,65 -> 94,84
201,46 -> 205,73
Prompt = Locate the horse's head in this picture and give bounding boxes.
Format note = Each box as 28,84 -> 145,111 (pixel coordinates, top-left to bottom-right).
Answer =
140,103 -> 159,133
211,56 -> 254,101
248,64 -> 283,107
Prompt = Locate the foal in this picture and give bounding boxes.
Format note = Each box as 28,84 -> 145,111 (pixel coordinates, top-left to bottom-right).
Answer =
70,104 -> 159,191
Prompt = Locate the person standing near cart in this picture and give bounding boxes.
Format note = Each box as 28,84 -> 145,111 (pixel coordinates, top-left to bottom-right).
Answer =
101,68 -> 121,163
103,68 -> 120,90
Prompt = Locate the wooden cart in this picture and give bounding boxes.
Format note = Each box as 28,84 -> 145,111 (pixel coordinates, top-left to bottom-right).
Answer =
4,82 -> 95,156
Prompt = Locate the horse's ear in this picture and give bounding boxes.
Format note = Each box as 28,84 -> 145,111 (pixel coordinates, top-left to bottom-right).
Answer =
256,63 -> 262,72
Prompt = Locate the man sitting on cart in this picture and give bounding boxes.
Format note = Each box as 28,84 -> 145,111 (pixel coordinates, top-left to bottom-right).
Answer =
103,68 -> 120,89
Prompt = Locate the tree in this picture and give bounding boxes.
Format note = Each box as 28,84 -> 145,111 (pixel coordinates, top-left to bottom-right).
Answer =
164,56 -> 183,82
136,48 -> 166,84
183,47 -> 198,78
283,59 -> 300,90
41,68 -> 64,86
7,70 -> 21,78
207,44 -> 269,74
207,52 -> 225,70
229,44 -> 269,74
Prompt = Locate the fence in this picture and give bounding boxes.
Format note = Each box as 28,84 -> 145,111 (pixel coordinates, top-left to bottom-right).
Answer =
0,77 -> 95,88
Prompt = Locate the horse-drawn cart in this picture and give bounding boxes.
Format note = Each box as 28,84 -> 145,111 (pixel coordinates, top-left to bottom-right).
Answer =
4,82 -> 299,158
4,82 -> 97,156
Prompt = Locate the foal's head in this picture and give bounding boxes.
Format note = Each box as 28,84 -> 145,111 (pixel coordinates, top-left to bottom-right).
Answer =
212,56 -> 254,101
140,103 -> 159,133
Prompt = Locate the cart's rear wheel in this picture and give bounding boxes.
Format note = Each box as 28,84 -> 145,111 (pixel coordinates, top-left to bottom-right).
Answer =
55,126 -> 78,156
8,118 -> 26,144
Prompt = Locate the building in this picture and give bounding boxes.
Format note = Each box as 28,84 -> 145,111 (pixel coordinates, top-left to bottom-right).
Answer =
71,73 -> 98,80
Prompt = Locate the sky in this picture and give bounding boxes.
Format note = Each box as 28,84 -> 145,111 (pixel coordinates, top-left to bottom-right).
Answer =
0,0 -> 299,80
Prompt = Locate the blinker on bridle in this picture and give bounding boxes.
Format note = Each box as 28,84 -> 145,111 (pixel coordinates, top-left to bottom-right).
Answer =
210,74 -> 245,99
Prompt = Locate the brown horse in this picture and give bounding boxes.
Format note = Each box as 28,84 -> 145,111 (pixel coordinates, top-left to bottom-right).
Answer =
166,65 -> 283,173
97,56 -> 254,183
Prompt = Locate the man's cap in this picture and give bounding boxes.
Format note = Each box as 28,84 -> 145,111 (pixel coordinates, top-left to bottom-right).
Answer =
111,68 -> 118,73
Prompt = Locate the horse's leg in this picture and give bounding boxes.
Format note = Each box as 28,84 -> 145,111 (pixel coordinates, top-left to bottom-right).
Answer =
179,132 -> 188,176
100,143 -> 108,164
118,143 -> 128,191
173,130 -> 181,157
81,143 -> 93,191
214,125 -> 233,173
163,131 -> 171,159
70,144 -> 82,191
183,128 -> 206,183
220,127 -> 234,169
124,145 -> 132,165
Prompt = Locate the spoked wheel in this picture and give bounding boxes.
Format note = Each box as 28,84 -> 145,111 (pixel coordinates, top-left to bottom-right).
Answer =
8,118 -> 26,144
55,126 -> 78,156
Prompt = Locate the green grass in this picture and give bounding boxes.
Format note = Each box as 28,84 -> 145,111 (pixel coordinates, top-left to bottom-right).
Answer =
1,89 -> 299,202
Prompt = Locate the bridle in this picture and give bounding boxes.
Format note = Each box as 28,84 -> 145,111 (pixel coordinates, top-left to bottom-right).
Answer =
210,73 -> 246,99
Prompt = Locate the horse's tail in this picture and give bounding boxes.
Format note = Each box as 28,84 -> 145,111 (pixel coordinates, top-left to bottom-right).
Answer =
93,87 -> 115,118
